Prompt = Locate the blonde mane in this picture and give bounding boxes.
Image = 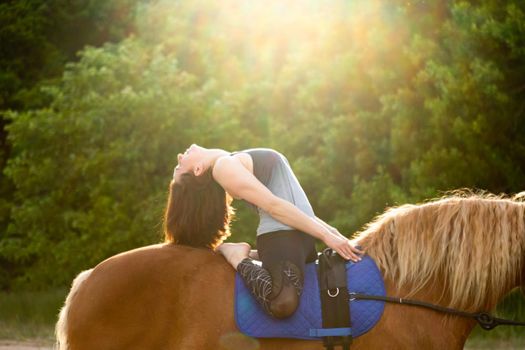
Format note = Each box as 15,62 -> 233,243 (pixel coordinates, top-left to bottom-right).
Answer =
355,192 -> 525,311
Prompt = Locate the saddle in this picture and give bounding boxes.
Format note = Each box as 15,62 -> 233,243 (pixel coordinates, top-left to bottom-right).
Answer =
234,253 -> 385,343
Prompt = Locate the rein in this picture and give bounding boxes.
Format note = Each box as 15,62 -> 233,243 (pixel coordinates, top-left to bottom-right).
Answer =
349,292 -> 525,330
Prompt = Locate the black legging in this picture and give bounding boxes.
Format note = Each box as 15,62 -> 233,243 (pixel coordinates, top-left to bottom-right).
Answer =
237,230 -> 317,318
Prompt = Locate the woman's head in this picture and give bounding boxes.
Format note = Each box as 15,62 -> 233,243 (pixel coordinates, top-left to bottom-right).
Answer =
172,144 -> 207,182
164,167 -> 234,249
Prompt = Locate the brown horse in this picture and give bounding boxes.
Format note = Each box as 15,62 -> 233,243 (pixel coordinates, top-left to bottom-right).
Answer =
56,194 -> 525,349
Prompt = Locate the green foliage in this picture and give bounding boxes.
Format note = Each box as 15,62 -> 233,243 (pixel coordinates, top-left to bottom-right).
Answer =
0,0 -> 524,291
0,0 -> 142,288
0,0 -> 138,111
2,39 -> 235,288
391,1 -> 525,196
0,288 -> 66,340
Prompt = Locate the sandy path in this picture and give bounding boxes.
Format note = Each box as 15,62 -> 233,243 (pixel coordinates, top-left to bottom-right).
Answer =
0,342 -> 52,350
0,340 -> 521,349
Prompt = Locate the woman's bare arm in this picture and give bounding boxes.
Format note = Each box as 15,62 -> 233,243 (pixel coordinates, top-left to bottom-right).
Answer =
314,216 -> 363,255
213,157 -> 362,261
313,216 -> 336,233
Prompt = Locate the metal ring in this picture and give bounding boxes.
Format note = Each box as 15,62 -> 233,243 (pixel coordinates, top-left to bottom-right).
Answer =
327,288 -> 340,298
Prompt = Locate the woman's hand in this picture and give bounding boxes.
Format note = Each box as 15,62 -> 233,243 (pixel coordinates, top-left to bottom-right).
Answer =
323,232 -> 364,262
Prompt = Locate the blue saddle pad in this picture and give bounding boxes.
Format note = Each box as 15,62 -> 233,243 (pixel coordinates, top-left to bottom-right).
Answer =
234,255 -> 385,340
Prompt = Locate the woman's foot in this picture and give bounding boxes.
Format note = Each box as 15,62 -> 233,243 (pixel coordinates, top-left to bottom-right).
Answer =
216,242 -> 251,270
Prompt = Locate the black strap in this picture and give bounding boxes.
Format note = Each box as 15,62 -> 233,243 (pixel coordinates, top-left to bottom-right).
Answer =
350,293 -> 525,330
319,249 -> 353,350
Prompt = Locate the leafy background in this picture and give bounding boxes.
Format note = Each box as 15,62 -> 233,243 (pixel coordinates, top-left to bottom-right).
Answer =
1,0 -> 524,301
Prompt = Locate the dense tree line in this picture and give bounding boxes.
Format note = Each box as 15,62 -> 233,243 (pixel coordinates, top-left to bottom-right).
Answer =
0,0 -> 140,288
0,0 -> 524,289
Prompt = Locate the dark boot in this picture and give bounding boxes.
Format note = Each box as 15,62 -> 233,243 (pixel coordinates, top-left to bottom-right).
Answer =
268,261 -> 303,319
237,259 -> 303,319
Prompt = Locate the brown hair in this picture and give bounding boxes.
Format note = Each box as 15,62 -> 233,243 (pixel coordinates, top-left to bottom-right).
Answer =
164,168 -> 234,249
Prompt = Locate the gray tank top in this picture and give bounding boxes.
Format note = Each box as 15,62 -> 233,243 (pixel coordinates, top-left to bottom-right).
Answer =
233,148 -> 315,235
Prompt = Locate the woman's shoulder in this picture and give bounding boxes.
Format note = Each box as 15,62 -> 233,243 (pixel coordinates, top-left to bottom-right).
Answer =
213,152 -> 254,176
240,147 -> 281,155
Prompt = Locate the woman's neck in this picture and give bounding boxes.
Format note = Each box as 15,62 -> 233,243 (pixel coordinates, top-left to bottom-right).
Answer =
203,148 -> 229,171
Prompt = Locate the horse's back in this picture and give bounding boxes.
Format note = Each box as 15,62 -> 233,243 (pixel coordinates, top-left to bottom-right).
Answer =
60,243 -> 468,350
66,244 -> 236,349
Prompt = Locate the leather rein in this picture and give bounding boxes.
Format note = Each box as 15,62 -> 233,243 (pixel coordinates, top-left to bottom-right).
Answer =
349,292 -> 525,330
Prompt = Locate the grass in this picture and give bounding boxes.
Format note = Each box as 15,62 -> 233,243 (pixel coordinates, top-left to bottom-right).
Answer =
0,288 -> 523,347
0,288 -> 67,342
465,290 -> 525,348
466,324 -> 525,349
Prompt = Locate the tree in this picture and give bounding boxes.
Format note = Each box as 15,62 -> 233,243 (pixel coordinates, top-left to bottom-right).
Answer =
2,37 -> 237,287
0,0 -> 139,289
1,0 -> 524,289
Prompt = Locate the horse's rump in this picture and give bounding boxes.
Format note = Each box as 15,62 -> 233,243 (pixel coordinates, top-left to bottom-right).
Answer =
61,244 -> 237,349
56,268 -> 93,349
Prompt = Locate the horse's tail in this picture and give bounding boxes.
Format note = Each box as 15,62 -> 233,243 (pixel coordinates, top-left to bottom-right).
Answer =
55,269 -> 93,350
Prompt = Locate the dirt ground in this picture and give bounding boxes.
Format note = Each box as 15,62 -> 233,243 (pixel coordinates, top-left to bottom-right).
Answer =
0,340 -> 521,349
0,342 -> 52,350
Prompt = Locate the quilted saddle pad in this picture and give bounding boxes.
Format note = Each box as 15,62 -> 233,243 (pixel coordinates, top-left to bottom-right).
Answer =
234,255 -> 385,340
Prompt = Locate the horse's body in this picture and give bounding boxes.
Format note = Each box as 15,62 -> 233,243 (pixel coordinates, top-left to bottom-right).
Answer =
56,195 -> 524,349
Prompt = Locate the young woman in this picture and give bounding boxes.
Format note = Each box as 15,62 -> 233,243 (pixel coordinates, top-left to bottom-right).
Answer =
164,144 -> 363,318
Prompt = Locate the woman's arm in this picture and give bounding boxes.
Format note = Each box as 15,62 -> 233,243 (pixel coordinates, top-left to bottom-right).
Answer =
314,216 -> 337,234
314,216 -> 364,255
213,157 -> 362,261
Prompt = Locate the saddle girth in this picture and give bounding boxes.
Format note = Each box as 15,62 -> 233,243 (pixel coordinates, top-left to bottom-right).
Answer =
316,248 -> 352,350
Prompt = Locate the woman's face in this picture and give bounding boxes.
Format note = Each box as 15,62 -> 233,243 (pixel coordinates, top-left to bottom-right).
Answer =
172,144 -> 204,182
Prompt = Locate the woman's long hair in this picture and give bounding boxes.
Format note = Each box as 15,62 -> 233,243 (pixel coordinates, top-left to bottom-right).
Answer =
164,168 -> 234,249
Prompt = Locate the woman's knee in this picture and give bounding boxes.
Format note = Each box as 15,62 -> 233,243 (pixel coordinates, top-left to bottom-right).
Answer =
269,282 -> 299,319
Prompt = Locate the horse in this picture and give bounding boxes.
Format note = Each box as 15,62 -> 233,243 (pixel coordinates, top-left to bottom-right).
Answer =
56,193 -> 525,349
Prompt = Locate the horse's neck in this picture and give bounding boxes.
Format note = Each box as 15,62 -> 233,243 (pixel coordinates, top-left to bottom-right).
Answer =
395,270 -> 519,312
382,279 -> 477,349
375,243 -> 523,313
